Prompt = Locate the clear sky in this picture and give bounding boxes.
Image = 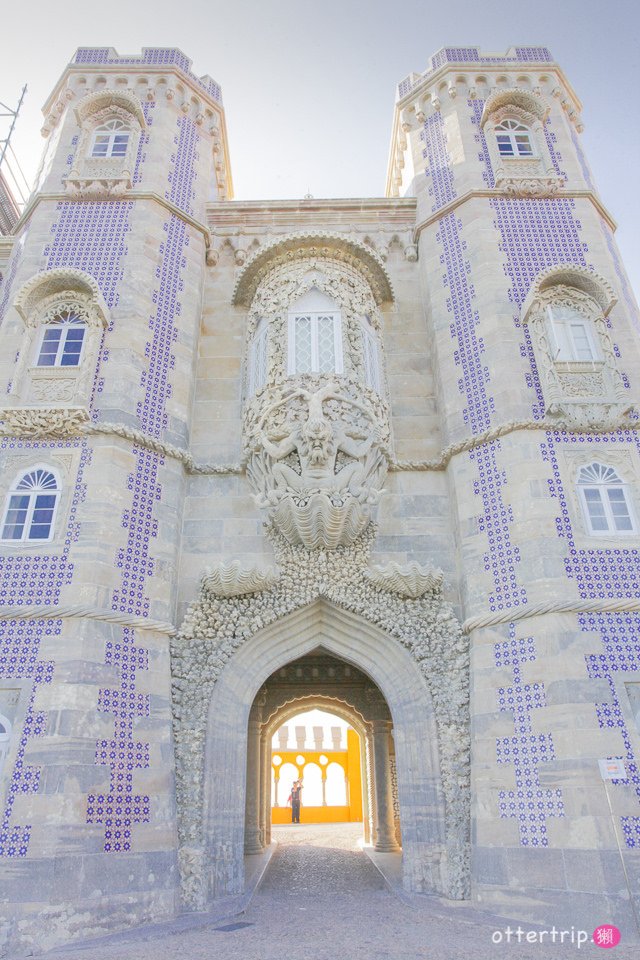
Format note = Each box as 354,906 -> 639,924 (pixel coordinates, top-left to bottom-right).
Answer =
2,0 -> 639,299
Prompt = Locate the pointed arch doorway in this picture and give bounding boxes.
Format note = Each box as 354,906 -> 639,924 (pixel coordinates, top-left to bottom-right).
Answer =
201,599 -> 448,902
250,656 -> 398,852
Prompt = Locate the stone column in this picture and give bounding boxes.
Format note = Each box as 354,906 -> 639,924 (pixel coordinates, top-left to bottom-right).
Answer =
372,720 -> 400,852
363,730 -> 374,845
262,731 -> 273,846
244,717 -> 263,854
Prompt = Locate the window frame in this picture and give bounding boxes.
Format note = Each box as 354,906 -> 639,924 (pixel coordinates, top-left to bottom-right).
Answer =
248,318 -> 269,396
34,312 -> 87,369
0,466 -> 61,544
546,305 -> 601,364
89,118 -> 131,160
287,308 -> 344,376
494,118 -> 536,159
577,463 -> 637,536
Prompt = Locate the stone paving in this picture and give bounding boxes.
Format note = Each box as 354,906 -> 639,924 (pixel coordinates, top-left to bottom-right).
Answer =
43,824 -> 639,960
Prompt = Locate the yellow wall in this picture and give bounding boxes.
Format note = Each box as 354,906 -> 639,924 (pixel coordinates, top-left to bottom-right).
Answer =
271,733 -> 362,824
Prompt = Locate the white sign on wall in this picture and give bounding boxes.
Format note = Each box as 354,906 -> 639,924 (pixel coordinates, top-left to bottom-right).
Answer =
598,758 -> 627,780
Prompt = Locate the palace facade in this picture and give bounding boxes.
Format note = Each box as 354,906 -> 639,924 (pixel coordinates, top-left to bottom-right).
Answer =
0,44 -> 639,953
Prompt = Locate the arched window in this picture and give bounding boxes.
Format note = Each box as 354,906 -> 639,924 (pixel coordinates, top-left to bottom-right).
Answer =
325,761 -> 348,806
90,118 -> 130,159
547,303 -> 599,362
495,118 -> 534,158
1,468 -> 60,542
0,714 -> 11,780
6,269 -> 110,419
248,318 -> 268,395
287,288 -> 343,376
35,307 -> 86,368
361,316 -> 381,393
577,463 -> 635,535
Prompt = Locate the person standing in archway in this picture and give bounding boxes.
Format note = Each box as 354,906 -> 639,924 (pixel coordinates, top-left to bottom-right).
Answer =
287,779 -> 302,823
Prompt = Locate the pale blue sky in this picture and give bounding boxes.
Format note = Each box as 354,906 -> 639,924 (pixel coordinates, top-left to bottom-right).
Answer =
2,0 -> 639,299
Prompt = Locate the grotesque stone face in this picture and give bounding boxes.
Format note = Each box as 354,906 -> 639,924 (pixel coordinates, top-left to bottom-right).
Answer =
299,417 -> 335,465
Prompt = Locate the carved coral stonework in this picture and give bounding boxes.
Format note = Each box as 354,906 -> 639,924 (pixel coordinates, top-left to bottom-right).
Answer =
0,406 -> 90,438
171,527 -> 470,909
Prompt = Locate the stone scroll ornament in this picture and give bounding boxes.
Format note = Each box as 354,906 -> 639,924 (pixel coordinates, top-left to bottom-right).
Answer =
244,377 -> 390,549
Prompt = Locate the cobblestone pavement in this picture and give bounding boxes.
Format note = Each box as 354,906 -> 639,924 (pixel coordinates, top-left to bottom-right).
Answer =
44,824 -> 638,960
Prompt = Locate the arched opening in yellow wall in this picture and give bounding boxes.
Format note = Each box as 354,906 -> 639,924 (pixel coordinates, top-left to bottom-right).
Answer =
271,707 -> 364,826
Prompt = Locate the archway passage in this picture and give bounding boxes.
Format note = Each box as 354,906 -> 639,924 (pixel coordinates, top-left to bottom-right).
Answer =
245,652 -> 400,854
271,708 -> 363,826
202,599 -> 449,901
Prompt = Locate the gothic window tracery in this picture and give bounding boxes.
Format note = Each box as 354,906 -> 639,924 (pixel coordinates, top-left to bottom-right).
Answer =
577,463 -> 636,535
0,467 -> 60,542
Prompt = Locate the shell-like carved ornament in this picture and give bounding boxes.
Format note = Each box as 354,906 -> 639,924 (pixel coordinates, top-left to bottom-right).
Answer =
271,491 -> 372,549
201,561 -> 280,598
364,561 -> 443,598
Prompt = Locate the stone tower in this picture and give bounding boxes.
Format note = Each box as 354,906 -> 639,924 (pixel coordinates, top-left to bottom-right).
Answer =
0,45 -> 639,954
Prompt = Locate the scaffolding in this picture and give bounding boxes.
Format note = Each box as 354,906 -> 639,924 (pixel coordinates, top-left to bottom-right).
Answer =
0,86 -> 29,235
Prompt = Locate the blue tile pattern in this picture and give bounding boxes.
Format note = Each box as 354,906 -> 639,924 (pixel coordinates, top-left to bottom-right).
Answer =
495,625 -> 564,845
583,612 -> 640,848
0,618 -> 57,856
87,629 -> 150,852
423,110 -> 526,611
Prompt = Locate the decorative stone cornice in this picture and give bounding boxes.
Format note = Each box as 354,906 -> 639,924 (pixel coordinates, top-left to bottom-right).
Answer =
365,561 -> 444,598
202,561 -> 280,598
521,263 -> 617,318
14,266 -> 109,324
480,87 -> 550,127
74,89 -> 147,128
232,232 -> 395,306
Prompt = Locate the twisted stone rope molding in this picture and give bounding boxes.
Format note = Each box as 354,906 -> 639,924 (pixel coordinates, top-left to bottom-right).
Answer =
85,422 -> 244,475
390,416 -> 640,472
0,603 -> 175,635
4,414 -> 638,476
463,596 -> 640,633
